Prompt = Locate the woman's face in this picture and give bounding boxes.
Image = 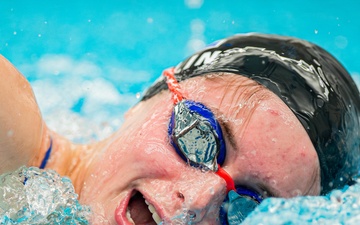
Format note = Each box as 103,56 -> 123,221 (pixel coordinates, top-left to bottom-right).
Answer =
79,74 -> 320,224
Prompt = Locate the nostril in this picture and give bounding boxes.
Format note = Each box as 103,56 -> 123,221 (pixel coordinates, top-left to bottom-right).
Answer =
177,191 -> 185,201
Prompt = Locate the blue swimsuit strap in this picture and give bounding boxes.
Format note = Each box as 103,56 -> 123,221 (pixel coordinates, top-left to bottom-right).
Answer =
39,137 -> 53,169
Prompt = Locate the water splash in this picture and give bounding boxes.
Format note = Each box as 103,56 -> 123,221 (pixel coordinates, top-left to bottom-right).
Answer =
0,166 -> 90,224
154,179 -> 360,224
242,179 -> 360,224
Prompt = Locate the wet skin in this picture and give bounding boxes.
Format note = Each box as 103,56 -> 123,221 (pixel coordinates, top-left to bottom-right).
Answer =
72,73 -> 321,224
0,56 -> 320,224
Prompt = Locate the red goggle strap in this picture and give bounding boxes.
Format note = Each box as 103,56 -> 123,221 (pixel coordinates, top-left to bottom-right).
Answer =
216,165 -> 236,193
163,67 -> 183,104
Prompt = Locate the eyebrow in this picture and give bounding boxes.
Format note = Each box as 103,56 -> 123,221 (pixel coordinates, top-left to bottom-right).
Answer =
217,117 -> 238,151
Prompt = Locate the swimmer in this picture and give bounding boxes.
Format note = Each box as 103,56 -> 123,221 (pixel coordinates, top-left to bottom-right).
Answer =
1,33 -> 360,224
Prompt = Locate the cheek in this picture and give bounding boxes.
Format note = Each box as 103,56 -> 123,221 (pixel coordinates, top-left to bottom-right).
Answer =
104,108 -> 184,178
226,105 -> 319,196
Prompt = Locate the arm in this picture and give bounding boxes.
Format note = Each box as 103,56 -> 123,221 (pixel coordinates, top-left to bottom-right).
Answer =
0,55 -> 48,173
0,55 -> 101,193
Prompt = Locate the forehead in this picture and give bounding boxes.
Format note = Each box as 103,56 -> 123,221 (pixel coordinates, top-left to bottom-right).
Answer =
178,73 -> 271,117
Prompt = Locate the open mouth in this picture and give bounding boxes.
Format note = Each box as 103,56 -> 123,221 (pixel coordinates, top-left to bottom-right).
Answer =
126,190 -> 162,225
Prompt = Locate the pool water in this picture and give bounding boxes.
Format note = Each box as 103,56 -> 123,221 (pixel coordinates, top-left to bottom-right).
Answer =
244,179 -> 360,224
1,0 -> 360,224
2,0 -> 359,142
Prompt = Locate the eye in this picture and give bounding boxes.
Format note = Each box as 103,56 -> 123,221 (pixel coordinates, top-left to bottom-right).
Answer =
255,183 -> 274,198
235,186 -> 263,203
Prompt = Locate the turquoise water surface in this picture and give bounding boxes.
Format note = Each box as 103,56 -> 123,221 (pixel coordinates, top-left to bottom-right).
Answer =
1,0 -> 359,130
1,0 -> 360,224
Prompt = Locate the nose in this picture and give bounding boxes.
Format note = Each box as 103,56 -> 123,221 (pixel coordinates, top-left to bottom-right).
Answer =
174,168 -> 227,223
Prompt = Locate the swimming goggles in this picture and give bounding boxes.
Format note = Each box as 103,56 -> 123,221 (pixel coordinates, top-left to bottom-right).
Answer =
163,68 -> 263,224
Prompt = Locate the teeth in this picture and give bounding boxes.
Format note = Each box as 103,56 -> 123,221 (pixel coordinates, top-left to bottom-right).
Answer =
145,199 -> 162,224
126,208 -> 135,224
152,212 -> 162,224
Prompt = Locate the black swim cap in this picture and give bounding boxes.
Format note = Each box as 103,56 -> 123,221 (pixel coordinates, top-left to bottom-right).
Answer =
142,33 -> 360,194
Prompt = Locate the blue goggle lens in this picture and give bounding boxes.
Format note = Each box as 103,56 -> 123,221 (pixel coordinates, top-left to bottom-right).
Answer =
168,100 -> 226,170
220,188 -> 262,225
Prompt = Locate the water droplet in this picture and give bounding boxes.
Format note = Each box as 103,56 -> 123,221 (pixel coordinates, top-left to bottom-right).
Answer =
147,17 -> 153,23
184,0 -> 204,8
136,92 -> 141,99
38,34 -> 42,38
314,29 -> 318,34
7,130 -> 14,137
335,35 -> 348,49
291,189 -> 302,196
190,19 -> 205,34
316,98 -> 324,108
209,187 -> 215,195
188,210 -> 196,219
270,179 -> 277,186
13,31 -> 17,35
200,167 -> 209,173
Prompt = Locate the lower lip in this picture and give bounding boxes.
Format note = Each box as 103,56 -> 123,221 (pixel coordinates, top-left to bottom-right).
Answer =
114,191 -> 134,225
